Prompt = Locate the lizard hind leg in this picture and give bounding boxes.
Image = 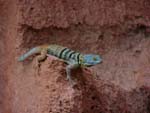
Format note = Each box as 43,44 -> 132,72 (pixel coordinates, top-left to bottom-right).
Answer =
33,49 -> 47,74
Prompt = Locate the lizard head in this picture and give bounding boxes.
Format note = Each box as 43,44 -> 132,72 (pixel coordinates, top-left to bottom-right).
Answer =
81,54 -> 102,67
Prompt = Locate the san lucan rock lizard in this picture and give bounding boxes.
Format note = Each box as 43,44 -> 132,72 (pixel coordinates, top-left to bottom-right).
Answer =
18,44 -> 102,85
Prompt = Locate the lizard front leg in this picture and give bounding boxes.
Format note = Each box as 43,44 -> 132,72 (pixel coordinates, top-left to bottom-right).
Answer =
66,63 -> 79,86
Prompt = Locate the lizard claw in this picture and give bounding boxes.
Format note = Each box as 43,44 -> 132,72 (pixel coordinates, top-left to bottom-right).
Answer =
70,80 -> 77,87
66,76 -> 70,81
32,59 -> 41,75
33,59 -> 40,69
66,77 -> 77,87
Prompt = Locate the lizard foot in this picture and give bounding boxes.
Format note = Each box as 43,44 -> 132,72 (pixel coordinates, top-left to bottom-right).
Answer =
70,79 -> 77,87
32,58 -> 41,75
33,59 -> 40,69
66,77 -> 77,87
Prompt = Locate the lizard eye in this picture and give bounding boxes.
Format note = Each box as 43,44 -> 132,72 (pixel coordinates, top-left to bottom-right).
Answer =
93,57 -> 97,61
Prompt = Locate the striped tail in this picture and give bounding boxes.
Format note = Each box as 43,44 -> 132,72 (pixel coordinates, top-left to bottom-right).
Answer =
18,47 -> 40,61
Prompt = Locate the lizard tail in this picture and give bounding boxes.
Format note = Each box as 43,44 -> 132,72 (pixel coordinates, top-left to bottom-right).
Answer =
18,47 -> 41,61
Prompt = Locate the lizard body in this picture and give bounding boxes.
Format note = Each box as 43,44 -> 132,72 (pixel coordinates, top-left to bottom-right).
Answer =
18,44 -> 102,84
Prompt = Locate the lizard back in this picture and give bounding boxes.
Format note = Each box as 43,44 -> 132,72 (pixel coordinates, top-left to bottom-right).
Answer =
47,44 -> 82,63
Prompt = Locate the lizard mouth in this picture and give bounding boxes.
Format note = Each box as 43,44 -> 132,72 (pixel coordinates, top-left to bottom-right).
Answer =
84,63 -> 94,67
86,65 -> 93,67
85,60 -> 103,67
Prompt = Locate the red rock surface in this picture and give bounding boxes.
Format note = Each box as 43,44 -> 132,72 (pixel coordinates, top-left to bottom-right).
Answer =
0,0 -> 150,113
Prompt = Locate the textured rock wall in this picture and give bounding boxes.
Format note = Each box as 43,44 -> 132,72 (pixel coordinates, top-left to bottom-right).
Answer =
20,0 -> 150,28
0,0 -> 150,113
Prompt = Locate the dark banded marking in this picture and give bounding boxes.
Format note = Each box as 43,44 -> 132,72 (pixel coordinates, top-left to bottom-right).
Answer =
74,53 -> 80,61
66,50 -> 74,59
77,53 -> 81,64
74,53 -> 79,59
69,51 -> 76,59
59,48 -> 68,58
63,49 -> 72,59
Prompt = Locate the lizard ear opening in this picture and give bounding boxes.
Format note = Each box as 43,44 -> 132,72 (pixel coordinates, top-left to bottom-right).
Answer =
79,56 -> 84,63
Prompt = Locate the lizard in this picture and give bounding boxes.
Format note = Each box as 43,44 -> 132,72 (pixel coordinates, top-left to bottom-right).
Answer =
18,44 -> 102,85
